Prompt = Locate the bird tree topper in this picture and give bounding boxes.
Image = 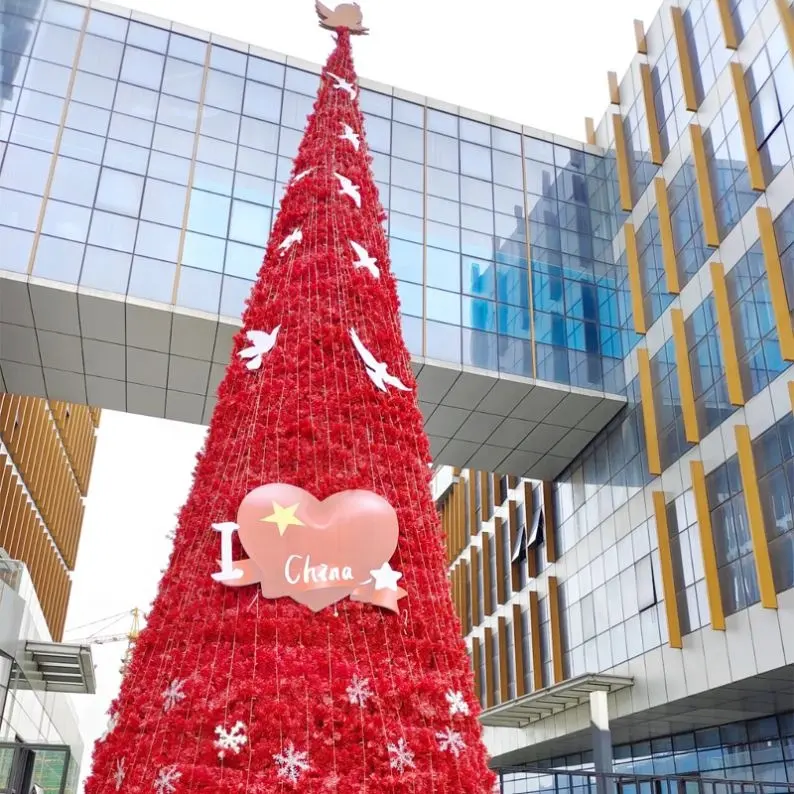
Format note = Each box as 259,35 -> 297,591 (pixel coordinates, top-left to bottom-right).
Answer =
315,1 -> 369,35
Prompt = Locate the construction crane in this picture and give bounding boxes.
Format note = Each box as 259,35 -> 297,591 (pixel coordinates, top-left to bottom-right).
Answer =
65,608 -> 141,675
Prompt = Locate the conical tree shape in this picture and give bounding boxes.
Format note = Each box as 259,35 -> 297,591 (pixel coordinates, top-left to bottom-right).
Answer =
85,28 -> 495,794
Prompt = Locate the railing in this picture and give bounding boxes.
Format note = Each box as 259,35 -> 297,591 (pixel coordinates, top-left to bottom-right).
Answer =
497,768 -> 794,794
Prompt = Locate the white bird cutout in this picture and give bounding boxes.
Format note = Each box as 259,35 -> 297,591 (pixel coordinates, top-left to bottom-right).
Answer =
335,172 -> 361,208
326,71 -> 357,100
292,167 -> 313,184
350,240 -> 379,278
349,328 -> 410,393
340,122 -> 360,151
278,227 -> 302,255
238,327 -> 280,371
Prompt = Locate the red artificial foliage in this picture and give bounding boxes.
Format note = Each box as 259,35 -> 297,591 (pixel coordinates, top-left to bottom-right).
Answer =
84,29 -> 496,794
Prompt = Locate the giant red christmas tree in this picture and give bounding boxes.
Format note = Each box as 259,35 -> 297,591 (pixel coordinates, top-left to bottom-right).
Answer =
85,7 -> 495,793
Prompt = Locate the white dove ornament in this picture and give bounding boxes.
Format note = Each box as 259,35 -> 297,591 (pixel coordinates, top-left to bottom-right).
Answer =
349,329 -> 410,393
335,172 -> 361,208
238,327 -> 280,371
350,240 -> 379,278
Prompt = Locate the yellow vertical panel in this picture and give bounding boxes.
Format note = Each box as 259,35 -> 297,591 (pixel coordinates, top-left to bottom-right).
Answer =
585,117 -> 596,146
757,206 -> 794,360
461,558 -> 471,634
690,460 -> 726,630
468,473 -> 477,536
541,481 -> 557,563
655,177 -> 681,294
612,114 -> 633,211
775,0 -> 794,65
640,63 -> 664,165
472,638 -> 482,707
547,576 -> 565,684
508,499 -> 521,592
710,262 -> 745,405
735,425 -> 778,608
483,627 -> 495,708
512,604 -> 526,698
635,19 -> 648,53
671,308 -> 700,443
528,591 -> 543,691
494,517 -> 506,605
470,546 -> 481,627
730,62 -> 765,191
497,617 -> 509,703
789,380 -> 794,411
637,348 -> 662,476
716,0 -> 739,48
652,491 -> 684,648
672,6 -> 699,110
480,471 -> 491,521
482,533 -> 493,616
608,71 -> 621,105
625,222 -> 648,335
690,125 -> 721,247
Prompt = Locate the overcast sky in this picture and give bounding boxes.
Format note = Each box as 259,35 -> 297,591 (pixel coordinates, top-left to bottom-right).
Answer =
63,0 -> 662,789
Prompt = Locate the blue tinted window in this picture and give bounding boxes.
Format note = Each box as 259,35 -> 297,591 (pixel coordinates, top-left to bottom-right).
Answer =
127,21 -> 168,52
0,227 -> 34,273
86,11 -> 128,40
176,266 -> 221,313
187,189 -> 230,237
32,235 -> 84,282
247,56 -> 285,87
120,46 -> 164,90
96,169 -> 144,216
210,45 -> 246,76
50,156 -> 99,206
32,22 -> 80,67
220,275 -> 252,317
162,57 -> 203,101
204,69 -> 244,113
182,231 -> 225,273
243,81 -> 282,122
128,255 -> 175,302
168,33 -> 206,64
224,240 -> 261,280
80,246 -> 132,293
0,144 -> 51,194
135,221 -> 180,262
78,34 -> 123,79
87,210 -> 138,253
229,200 -> 271,246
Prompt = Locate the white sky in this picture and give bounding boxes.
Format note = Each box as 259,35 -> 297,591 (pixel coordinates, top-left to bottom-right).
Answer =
62,1 -> 662,789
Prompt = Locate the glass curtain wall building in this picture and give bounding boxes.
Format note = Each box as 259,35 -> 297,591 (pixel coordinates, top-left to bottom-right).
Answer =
0,0 -> 626,398
2,0 -> 794,790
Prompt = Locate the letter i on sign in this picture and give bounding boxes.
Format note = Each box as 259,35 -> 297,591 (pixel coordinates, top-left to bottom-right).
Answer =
212,523 -> 243,582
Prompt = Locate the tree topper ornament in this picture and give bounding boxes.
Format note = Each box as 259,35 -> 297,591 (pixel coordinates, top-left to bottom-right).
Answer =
315,1 -> 368,34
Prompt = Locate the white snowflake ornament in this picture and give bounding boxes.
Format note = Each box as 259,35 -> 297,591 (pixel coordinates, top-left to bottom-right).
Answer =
214,721 -> 248,759
274,741 -> 310,785
445,689 -> 470,717
436,727 -> 466,758
346,674 -> 373,707
154,765 -> 181,794
387,737 -> 415,774
162,679 -> 186,713
112,758 -> 126,791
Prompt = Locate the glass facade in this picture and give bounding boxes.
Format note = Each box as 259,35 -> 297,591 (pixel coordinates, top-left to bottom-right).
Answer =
504,711 -> 794,791
436,0 -> 794,790
0,0 -> 627,394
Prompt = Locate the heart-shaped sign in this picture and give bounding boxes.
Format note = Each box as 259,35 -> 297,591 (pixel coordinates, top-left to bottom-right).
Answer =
213,484 -> 408,613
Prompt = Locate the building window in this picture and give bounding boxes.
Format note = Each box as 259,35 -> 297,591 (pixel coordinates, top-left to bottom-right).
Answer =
706,458 -> 760,617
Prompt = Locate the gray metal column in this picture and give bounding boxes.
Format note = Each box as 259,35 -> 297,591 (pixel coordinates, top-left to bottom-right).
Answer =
590,690 -> 613,794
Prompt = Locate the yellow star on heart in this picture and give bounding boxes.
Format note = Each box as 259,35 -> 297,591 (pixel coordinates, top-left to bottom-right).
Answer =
261,502 -> 304,536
